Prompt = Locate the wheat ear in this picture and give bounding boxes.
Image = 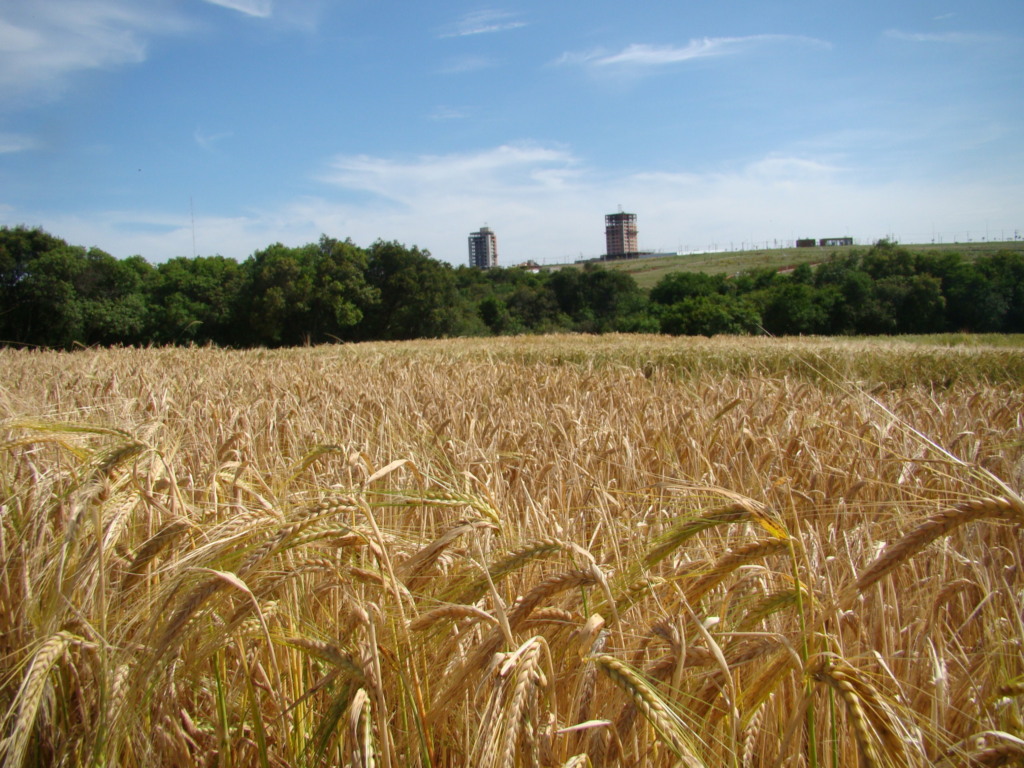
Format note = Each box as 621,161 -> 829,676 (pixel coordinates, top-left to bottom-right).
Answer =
120,520 -> 189,590
498,637 -> 547,768
683,537 -> 790,603
843,496 -> 1024,607
347,688 -> 376,768
967,743 -> 1024,766
595,655 -> 705,767
811,660 -> 895,768
409,604 -> 498,632
3,631 -> 75,768
644,503 -> 751,568
425,569 -> 597,728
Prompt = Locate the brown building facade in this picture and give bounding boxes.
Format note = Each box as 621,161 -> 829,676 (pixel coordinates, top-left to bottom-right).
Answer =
604,212 -> 638,259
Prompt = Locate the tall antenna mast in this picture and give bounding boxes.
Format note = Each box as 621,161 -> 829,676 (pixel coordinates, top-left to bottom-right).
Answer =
190,196 -> 197,258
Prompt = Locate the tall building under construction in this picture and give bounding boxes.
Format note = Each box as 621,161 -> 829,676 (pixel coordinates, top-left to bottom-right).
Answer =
468,226 -> 498,269
604,212 -> 638,259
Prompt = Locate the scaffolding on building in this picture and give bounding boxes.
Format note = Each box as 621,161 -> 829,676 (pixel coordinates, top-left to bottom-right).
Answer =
604,212 -> 638,259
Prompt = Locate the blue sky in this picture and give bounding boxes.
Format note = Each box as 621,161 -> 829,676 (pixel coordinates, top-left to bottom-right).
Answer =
1,1 -> 1021,265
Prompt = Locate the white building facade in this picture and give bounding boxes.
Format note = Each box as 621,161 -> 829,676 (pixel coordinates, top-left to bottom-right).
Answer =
468,226 -> 499,269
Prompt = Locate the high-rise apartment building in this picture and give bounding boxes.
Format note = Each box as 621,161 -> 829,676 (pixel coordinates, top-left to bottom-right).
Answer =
468,226 -> 498,268
604,212 -> 638,259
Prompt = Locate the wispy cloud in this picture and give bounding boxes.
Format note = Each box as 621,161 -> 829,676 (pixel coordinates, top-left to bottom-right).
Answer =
304,144 -> 1019,261
884,29 -> 996,44
10,142 -> 1020,264
560,35 -> 830,69
201,0 -> 273,19
0,133 -> 38,154
320,143 -> 581,204
437,55 -> 495,75
311,146 -> 855,259
194,128 -> 234,152
0,1 -> 189,100
745,155 -> 844,180
439,10 -> 526,38
427,106 -> 471,121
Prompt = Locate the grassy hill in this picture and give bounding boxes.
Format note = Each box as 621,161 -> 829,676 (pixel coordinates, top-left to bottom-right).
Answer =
555,240 -> 1024,291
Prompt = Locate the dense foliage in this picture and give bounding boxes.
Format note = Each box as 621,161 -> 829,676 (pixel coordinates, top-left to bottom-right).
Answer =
2,225 -> 1023,347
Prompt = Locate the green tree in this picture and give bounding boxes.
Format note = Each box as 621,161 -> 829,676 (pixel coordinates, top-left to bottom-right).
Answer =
245,237 -> 377,346
504,282 -> 562,332
861,239 -> 915,279
578,266 -> 647,332
16,245 -> 88,347
660,294 -> 761,337
875,274 -> 946,334
943,263 -> 1007,332
650,271 -> 725,305
758,283 -> 832,335
362,241 -> 466,340
0,226 -> 70,345
732,267 -> 779,293
978,252 -> 1024,332
152,255 -> 249,345
75,249 -> 154,345
478,296 -> 518,334
548,268 -> 587,320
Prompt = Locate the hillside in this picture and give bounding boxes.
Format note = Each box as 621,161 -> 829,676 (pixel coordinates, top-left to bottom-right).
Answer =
558,240 -> 1024,291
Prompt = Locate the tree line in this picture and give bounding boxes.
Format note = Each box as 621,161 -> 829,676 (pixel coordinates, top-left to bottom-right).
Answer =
2,225 -> 1022,348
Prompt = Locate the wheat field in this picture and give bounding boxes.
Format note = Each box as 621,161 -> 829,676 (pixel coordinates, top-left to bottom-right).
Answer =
1,335 -> 1023,767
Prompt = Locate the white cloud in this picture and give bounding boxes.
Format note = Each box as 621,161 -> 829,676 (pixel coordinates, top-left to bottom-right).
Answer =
8,145 -> 1021,265
437,55 -> 494,74
0,133 -> 37,153
320,143 -> 582,203
0,1 -> 189,100
744,156 -> 844,180
194,128 -> 234,152
439,10 -> 526,38
0,18 -> 43,52
428,106 -> 471,121
561,35 -> 830,69
201,0 -> 273,19
884,29 -> 996,44
310,146 -> 1023,261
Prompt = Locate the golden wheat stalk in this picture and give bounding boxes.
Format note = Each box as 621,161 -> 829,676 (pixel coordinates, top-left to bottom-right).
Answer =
119,520 -> 190,590
408,603 -> 497,633
595,654 -> 706,767
396,519 -> 496,586
843,497 -> 1024,607
811,657 -> 925,768
450,537 -> 566,605
644,503 -> 752,568
2,631 -> 76,768
425,569 -> 598,728
683,537 -> 791,603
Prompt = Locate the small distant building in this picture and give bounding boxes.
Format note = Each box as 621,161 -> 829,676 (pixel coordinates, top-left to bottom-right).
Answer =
515,259 -> 542,273
468,226 -> 498,269
796,238 -> 816,248
819,237 -> 853,247
604,212 -> 639,259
